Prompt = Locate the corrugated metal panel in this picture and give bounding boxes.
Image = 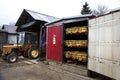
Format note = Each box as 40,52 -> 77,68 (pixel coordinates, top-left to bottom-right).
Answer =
88,11 -> 120,80
47,25 -> 63,62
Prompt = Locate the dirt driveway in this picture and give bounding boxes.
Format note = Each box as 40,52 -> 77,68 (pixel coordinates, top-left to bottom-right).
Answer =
0,57 -> 61,80
0,57 -> 95,80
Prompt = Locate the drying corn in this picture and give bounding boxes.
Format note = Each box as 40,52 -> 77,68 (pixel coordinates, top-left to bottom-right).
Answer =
65,26 -> 88,34
65,51 -> 87,62
65,40 -> 87,48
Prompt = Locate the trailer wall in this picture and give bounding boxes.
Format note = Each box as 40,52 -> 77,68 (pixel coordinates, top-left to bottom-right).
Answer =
88,11 -> 120,79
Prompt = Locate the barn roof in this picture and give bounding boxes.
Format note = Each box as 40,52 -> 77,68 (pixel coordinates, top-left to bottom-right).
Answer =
26,10 -> 59,22
16,9 -> 59,27
16,9 -> 59,32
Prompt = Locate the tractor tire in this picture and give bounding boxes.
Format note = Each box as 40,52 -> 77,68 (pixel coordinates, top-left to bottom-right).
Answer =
7,52 -> 18,63
28,47 -> 39,59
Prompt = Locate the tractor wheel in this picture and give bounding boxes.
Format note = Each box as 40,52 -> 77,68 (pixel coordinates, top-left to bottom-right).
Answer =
7,52 -> 18,63
28,47 -> 39,59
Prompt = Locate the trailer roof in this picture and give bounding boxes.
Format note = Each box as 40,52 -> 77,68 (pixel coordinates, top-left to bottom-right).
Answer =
90,7 -> 120,18
45,14 -> 93,26
110,7 -> 120,13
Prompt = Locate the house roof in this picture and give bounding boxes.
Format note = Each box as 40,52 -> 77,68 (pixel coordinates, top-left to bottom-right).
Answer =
2,25 -> 17,33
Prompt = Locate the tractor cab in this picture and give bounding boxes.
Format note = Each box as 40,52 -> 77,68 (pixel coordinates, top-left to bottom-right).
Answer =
2,31 -> 39,63
18,32 -> 38,45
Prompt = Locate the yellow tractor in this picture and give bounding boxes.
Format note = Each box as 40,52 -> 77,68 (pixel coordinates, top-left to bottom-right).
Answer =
2,32 -> 39,63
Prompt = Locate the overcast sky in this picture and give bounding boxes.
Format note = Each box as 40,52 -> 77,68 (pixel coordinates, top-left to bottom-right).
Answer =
0,0 -> 120,26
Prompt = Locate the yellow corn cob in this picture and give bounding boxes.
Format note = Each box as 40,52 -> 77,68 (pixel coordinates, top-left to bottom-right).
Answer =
64,51 -> 87,62
65,26 -> 88,34
65,40 -> 87,48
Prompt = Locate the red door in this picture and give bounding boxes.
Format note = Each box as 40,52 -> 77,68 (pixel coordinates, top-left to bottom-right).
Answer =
47,25 -> 62,62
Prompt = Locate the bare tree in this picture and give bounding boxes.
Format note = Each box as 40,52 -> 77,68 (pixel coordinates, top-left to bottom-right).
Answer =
92,5 -> 110,16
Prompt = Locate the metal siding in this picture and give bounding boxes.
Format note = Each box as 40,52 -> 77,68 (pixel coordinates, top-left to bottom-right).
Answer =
113,11 -> 120,19
113,19 -> 120,42
47,25 -> 62,62
88,11 -> 120,80
89,19 -> 98,59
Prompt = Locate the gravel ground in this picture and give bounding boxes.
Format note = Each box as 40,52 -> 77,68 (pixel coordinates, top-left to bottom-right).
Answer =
0,57 -> 29,69
0,57 -> 63,80
0,57 -> 111,80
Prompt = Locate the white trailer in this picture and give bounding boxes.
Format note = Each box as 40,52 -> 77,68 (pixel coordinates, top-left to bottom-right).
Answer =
88,9 -> 120,79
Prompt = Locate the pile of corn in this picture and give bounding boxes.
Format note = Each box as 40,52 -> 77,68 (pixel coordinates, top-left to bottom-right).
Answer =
65,26 -> 88,35
65,51 -> 87,62
65,40 -> 87,48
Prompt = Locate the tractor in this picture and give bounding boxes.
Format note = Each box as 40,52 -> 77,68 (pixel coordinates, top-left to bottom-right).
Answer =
2,31 -> 39,63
